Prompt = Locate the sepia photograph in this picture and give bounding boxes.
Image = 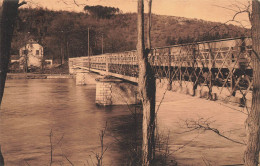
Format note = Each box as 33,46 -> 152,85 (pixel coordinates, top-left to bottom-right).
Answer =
0,0 -> 259,165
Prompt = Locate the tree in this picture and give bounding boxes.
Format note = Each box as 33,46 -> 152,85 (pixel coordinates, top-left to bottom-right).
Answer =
147,0 -> 152,50
137,0 -> 156,165
0,1 -> 24,165
83,5 -> 120,19
0,0 -> 22,105
49,16 -> 75,65
244,0 -> 260,165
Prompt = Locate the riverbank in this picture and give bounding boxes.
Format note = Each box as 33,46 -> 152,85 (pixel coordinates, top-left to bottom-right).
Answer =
7,73 -> 74,79
156,85 -> 247,165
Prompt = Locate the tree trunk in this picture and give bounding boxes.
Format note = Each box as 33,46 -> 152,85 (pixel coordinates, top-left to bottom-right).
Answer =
60,42 -> 63,65
137,0 -> 156,165
147,0 -> 152,50
0,1 -> 20,165
0,0 -> 19,105
66,40 -> 69,62
244,0 -> 260,165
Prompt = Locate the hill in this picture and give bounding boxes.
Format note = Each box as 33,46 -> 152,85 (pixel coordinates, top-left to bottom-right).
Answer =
10,7 -> 249,64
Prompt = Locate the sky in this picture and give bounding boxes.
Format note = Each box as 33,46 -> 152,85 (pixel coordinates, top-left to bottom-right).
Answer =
1,0 -> 251,27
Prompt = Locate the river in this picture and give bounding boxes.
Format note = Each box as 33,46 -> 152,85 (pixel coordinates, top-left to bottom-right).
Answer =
1,79 -> 145,165
0,79 -> 247,166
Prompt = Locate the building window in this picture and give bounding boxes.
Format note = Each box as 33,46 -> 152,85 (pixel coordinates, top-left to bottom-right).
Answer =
36,50 -> 39,55
23,50 -> 28,55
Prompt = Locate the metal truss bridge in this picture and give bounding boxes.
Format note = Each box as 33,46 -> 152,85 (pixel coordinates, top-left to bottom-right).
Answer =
69,37 -> 253,107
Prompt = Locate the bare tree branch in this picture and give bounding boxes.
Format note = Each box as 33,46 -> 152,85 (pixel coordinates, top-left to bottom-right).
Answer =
24,160 -> 31,166
209,2 -> 252,33
156,88 -> 167,115
172,133 -> 200,153
184,118 -> 246,145
18,1 -> 27,7
217,102 -> 248,115
88,122 -> 110,166
63,154 -> 74,166
60,0 -> 86,7
213,4 -> 238,12
73,0 -> 79,6
49,129 -> 53,166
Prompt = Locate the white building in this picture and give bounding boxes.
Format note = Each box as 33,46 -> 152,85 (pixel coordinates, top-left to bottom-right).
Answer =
19,39 -> 44,68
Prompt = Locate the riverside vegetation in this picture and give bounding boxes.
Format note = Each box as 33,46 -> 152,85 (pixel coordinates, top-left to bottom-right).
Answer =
4,6 -> 249,66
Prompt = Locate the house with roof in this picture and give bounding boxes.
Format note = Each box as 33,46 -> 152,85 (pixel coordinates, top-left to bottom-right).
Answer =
19,39 -> 44,69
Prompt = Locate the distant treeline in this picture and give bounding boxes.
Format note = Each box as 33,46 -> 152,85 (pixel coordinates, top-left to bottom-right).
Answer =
10,7 -> 249,64
83,5 -> 121,19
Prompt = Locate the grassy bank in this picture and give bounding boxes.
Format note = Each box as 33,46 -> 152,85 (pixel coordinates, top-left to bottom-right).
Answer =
7,73 -> 74,79
8,63 -> 71,79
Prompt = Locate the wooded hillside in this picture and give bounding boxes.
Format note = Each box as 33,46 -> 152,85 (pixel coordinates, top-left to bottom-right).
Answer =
10,7 -> 249,64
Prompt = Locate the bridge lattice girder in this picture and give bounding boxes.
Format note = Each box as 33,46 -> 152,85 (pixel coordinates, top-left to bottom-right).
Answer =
70,37 -> 253,107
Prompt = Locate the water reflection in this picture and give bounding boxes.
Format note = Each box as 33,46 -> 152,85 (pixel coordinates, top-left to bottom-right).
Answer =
107,107 -> 143,165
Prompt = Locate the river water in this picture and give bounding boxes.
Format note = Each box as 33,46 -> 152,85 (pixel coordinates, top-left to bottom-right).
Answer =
1,79 -> 144,165
0,79 -> 247,166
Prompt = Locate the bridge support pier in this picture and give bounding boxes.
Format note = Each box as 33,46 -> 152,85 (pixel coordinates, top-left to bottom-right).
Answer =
96,78 -> 139,106
75,70 -> 89,85
75,69 -> 97,86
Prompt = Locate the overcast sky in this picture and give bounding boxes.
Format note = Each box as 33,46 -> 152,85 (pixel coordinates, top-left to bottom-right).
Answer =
1,0 -> 251,27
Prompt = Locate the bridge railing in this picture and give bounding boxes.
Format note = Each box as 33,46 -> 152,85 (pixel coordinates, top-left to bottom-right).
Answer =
69,37 -> 253,107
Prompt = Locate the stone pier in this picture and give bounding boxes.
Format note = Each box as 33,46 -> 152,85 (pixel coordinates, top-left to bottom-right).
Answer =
74,68 -> 139,106
95,78 -> 139,106
75,69 -> 98,86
